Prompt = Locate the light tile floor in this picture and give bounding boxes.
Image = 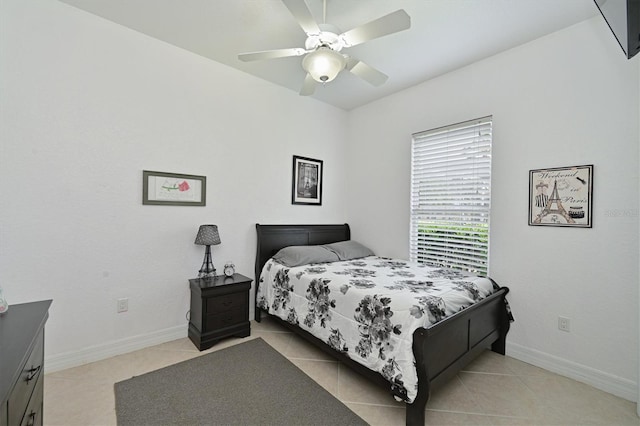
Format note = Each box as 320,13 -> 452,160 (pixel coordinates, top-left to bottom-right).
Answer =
44,317 -> 639,425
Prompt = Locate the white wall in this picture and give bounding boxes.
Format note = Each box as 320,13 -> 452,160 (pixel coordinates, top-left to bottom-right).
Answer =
347,17 -> 639,401
2,0 -> 638,404
0,0 -> 348,368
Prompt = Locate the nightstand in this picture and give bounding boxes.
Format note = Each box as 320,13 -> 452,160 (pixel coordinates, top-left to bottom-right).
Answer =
188,273 -> 251,350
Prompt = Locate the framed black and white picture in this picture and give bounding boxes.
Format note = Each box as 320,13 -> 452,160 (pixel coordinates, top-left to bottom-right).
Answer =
292,155 -> 323,205
528,164 -> 593,227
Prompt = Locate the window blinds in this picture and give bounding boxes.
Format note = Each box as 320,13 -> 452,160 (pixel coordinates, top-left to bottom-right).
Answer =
410,116 -> 492,275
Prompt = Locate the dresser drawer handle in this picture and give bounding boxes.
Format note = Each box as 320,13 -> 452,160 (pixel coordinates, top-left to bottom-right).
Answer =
26,365 -> 41,382
25,411 -> 36,426
222,300 -> 233,307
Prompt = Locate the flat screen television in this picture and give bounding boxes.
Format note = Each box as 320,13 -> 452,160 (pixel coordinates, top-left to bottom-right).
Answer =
594,0 -> 640,59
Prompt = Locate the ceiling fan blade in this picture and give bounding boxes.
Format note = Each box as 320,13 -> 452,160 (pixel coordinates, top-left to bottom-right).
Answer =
346,58 -> 388,86
282,0 -> 321,35
340,9 -> 411,48
238,48 -> 307,62
299,73 -> 316,96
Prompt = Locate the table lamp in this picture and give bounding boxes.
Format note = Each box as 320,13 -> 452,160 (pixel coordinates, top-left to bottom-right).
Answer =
194,224 -> 221,278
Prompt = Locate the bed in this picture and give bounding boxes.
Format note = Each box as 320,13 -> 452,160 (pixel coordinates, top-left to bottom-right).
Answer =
254,224 -> 511,425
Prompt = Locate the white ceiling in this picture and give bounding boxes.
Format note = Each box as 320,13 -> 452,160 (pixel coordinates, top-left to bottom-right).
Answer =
58,0 -> 599,110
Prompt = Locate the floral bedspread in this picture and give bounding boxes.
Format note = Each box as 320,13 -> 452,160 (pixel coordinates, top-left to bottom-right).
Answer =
256,256 -> 497,403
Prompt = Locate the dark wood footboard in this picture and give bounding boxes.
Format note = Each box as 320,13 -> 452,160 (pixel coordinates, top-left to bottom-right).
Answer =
254,223 -> 511,425
406,286 -> 510,426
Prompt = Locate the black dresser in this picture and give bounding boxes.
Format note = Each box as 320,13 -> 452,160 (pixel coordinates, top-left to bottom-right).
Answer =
0,300 -> 52,426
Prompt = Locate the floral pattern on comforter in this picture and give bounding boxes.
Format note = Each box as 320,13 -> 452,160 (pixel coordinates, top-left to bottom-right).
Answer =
256,256 -> 497,403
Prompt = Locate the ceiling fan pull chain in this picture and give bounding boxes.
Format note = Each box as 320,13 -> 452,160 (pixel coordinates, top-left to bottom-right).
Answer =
322,0 -> 327,24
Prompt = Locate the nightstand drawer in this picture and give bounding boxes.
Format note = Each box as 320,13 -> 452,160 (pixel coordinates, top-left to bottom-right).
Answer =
206,292 -> 246,314
20,375 -> 43,426
8,329 -> 44,426
205,307 -> 246,330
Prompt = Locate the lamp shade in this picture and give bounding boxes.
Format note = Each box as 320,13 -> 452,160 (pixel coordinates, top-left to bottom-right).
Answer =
302,47 -> 346,83
194,224 -> 221,245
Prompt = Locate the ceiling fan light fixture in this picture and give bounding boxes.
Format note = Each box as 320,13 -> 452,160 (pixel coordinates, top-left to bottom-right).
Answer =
302,46 -> 346,83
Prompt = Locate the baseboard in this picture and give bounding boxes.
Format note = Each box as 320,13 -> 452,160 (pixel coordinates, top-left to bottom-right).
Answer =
45,325 -> 188,373
507,341 -> 638,402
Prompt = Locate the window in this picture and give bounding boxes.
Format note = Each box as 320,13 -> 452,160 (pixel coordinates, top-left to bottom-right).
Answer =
410,116 -> 492,275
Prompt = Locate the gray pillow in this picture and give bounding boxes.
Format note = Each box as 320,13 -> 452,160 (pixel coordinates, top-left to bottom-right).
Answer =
272,245 -> 340,267
323,240 -> 375,260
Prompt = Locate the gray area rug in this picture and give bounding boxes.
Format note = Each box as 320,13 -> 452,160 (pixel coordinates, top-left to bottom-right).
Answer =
115,337 -> 368,425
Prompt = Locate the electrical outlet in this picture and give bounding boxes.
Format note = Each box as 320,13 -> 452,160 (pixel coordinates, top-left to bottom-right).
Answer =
117,298 -> 128,313
558,316 -> 570,332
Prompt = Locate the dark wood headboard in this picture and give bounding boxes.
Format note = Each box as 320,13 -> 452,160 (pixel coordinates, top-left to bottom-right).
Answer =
254,223 -> 351,285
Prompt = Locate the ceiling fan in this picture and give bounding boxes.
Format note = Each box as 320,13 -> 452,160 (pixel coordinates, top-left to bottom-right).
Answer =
238,0 -> 411,96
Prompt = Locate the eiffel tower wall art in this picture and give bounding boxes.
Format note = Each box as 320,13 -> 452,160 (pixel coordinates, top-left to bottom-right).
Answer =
528,165 -> 593,228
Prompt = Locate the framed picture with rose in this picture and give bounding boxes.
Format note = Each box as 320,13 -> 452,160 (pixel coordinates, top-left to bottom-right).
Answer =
142,170 -> 206,206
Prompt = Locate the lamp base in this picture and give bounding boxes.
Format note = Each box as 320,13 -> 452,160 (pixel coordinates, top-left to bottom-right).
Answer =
198,268 -> 216,278
198,245 -> 216,278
